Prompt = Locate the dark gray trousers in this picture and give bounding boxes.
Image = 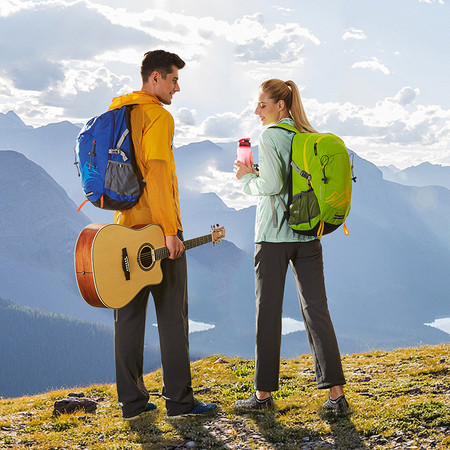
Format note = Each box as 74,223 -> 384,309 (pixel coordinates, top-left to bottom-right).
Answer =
254,239 -> 346,391
114,252 -> 195,417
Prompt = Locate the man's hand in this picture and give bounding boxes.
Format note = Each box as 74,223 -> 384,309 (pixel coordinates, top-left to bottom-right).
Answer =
165,234 -> 185,260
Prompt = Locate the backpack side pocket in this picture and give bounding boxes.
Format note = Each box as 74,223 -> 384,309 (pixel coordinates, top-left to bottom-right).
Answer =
104,160 -> 141,197
288,189 -> 320,227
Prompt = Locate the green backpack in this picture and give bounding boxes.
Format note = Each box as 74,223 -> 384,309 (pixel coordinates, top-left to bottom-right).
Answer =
270,123 -> 355,237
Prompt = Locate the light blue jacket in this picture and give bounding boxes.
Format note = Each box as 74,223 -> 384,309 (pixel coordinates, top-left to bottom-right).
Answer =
240,118 -> 316,243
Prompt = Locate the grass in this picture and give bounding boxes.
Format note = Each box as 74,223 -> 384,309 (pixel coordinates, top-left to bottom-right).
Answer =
0,344 -> 448,449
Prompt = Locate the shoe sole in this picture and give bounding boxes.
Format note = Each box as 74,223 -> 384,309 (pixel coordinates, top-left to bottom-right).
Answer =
123,408 -> 157,421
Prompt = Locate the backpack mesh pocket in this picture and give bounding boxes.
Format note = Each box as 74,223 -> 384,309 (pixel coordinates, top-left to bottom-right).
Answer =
288,189 -> 320,226
104,160 -> 141,197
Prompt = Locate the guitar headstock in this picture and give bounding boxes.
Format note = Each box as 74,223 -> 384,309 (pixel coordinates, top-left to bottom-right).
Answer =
211,224 -> 225,244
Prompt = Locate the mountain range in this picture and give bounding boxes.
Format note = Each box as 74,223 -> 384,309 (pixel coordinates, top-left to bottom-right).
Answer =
380,162 -> 450,191
0,110 -> 449,397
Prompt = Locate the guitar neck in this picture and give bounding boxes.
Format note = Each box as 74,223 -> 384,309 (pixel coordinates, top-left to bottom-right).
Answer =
154,233 -> 213,261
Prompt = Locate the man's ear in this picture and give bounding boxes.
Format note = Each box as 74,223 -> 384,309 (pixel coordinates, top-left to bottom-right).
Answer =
150,70 -> 160,84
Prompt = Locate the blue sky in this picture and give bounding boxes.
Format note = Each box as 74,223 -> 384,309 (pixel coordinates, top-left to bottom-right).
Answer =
1,0 -> 449,168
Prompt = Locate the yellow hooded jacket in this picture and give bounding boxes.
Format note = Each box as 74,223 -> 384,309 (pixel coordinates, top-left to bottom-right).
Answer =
108,91 -> 182,236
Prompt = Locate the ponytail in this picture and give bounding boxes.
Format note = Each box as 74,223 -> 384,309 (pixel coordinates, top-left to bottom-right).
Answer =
260,79 -> 317,133
285,80 -> 317,133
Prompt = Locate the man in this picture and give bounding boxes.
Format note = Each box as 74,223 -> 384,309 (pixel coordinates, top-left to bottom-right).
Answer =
109,50 -> 217,419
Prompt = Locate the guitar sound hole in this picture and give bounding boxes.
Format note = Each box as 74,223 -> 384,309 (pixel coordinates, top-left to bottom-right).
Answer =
138,244 -> 154,271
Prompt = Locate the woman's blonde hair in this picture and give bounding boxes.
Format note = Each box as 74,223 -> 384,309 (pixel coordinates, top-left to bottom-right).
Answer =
260,79 -> 317,133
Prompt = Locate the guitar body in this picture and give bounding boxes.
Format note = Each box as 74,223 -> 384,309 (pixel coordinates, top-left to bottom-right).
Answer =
74,223 -> 165,309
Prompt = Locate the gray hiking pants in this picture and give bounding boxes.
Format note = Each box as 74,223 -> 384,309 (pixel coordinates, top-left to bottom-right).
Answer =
254,239 -> 346,391
114,250 -> 195,417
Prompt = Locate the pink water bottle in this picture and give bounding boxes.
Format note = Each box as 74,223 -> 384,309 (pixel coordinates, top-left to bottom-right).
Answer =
237,138 -> 252,167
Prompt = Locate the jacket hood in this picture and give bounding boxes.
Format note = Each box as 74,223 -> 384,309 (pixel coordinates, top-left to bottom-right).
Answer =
109,91 -> 161,110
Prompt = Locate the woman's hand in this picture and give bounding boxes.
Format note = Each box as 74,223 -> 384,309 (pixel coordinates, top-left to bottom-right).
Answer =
234,154 -> 258,180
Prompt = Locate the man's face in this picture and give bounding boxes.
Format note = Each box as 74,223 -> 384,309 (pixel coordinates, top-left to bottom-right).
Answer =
154,66 -> 180,105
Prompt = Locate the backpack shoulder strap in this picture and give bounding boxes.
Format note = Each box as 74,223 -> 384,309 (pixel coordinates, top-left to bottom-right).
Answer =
266,123 -> 298,228
270,195 -> 289,228
124,105 -> 144,183
269,123 -> 299,134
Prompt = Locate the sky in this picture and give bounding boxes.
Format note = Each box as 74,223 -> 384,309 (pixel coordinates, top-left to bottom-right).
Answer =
1,0 -> 450,169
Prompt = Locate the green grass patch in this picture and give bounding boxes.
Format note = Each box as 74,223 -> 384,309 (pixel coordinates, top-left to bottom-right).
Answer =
0,344 -> 448,449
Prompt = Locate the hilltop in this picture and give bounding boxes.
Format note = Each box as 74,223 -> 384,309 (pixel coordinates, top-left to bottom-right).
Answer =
0,344 -> 448,449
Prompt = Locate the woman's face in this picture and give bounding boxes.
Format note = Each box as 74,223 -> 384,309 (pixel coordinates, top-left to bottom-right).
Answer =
254,89 -> 284,126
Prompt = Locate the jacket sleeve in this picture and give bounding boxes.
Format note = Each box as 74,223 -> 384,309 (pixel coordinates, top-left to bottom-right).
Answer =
136,109 -> 180,236
239,130 -> 284,196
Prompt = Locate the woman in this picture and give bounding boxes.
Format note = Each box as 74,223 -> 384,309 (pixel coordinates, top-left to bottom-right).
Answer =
234,79 -> 349,414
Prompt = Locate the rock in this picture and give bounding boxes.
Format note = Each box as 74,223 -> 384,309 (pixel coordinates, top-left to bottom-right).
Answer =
53,397 -> 97,415
195,387 -> 212,395
409,387 -> 422,395
214,357 -> 228,364
68,392 -> 85,398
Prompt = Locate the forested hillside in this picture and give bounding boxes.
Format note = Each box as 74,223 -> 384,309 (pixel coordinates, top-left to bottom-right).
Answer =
0,297 -> 160,398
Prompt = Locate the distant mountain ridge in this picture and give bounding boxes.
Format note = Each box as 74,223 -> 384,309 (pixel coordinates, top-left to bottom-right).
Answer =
380,162 -> 450,190
0,150 -> 111,325
0,110 -> 32,129
0,111 -> 449,398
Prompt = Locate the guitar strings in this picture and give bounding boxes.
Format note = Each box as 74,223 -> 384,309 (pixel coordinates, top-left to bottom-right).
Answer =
136,234 -> 214,263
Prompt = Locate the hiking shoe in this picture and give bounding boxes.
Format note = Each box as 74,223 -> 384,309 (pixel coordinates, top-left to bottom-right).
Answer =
322,395 -> 350,414
169,400 -> 218,417
234,393 -> 274,411
123,402 -> 157,420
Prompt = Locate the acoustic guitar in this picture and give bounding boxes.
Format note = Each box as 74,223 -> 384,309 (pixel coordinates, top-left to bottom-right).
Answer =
74,223 -> 225,309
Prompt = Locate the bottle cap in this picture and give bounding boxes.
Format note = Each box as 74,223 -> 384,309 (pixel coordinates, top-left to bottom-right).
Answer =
238,138 -> 251,147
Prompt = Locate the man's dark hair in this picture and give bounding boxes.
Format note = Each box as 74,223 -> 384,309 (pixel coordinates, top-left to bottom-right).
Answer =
141,50 -> 185,82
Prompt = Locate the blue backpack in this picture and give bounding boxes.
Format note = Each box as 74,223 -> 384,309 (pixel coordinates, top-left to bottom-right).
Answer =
74,105 -> 144,211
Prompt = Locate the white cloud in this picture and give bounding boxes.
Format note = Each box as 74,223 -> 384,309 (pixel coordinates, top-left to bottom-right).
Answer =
301,88 -> 450,168
272,6 -> 294,14
174,103 -> 262,146
425,318 -> 450,335
42,65 -> 133,119
282,317 -> 305,335
308,87 -> 450,143
0,0 -> 448,172
189,319 -> 215,333
203,112 -> 242,138
0,0 -> 33,17
153,319 -> 215,333
393,87 -> 420,106
0,0 -> 161,110
193,166 -> 257,210
234,22 -> 320,63
177,108 -> 197,126
342,27 -> 367,40
352,57 -> 390,75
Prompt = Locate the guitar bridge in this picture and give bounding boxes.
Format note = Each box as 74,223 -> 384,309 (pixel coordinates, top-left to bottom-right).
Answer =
122,248 -> 131,280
